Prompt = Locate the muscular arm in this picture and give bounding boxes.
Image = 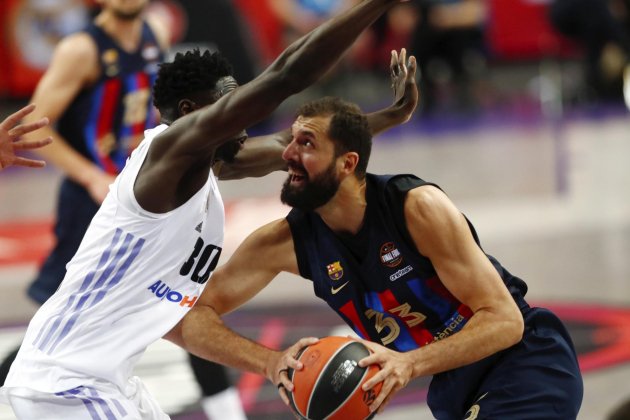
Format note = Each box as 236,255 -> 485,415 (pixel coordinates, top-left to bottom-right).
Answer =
164,219 -> 299,379
151,0 -> 400,167
403,186 -> 524,376
359,186 -> 524,412
20,33 -> 113,202
216,48 -> 418,180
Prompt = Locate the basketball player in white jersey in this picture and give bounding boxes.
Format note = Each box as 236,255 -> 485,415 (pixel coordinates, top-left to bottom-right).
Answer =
0,0 -> 415,418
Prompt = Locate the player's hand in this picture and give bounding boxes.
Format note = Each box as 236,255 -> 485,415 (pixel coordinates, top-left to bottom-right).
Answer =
0,104 -> 52,170
85,171 -> 116,204
269,337 -> 319,406
357,338 -> 414,414
390,48 -> 419,123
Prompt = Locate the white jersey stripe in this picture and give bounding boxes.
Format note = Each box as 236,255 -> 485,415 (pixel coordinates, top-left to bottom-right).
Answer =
56,388 -> 105,419
30,229 -> 124,349
35,230 -> 144,354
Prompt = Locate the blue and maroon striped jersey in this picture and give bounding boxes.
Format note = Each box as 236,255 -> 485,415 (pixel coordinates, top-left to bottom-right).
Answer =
287,174 -> 528,351
57,21 -> 164,174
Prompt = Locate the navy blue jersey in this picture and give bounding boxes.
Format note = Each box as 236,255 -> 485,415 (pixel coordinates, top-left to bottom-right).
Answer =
287,174 -> 583,418
57,22 -> 164,174
287,173 -> 529,351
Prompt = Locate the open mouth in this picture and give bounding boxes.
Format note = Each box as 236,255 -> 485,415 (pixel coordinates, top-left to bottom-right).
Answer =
288,169 -> 306,186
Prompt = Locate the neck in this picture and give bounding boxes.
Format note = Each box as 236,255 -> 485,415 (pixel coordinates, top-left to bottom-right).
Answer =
95,10 -> 144,52
316,177 -> 367,235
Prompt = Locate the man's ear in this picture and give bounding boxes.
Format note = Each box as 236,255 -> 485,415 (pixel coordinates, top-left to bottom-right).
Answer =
341,152 -> 359,174
177,99 -> 197,116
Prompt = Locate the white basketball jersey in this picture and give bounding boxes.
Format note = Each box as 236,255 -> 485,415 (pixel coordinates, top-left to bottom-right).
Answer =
2,124 -> 225,395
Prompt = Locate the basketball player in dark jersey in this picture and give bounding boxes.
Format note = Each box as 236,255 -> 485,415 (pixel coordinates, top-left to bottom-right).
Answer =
179,95 -> 584,418
0,104 -> 52,170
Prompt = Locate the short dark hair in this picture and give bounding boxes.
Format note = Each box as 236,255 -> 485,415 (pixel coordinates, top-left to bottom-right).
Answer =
295,97 -> 372,179
152,49 -> 233,120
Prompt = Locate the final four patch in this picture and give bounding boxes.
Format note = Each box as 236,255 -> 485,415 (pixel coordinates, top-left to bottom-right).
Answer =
380,242 -> 402,267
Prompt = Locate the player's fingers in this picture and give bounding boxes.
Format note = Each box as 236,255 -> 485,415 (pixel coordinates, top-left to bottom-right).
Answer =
277,382 -> 290,405
399,48 -> 407,69
407,55 -> 418,78
8,117 -> 49,138
289,337 -> 318,364
12,157 -> 46,168
0,104 -> 36,130
361,365 -> 387,391
368,380 -> 394,413
12,137 -> 52,150
357,347 -> 386,368
390,50 -> 399,76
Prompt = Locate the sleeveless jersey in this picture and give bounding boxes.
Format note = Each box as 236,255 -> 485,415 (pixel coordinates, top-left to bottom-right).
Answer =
57,21 -> 164,174
287,173 -> 528,351
2,125 -> 225,395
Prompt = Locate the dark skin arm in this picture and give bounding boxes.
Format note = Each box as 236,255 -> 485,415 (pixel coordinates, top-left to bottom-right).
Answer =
216,48 -> 419,180
134,0 -> 405,213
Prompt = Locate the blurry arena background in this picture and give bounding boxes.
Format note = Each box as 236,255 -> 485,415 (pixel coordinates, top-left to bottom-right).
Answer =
1,0 -> 629,419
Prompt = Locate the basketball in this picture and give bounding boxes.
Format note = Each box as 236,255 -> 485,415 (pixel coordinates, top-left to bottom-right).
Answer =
288,336 -> 382,420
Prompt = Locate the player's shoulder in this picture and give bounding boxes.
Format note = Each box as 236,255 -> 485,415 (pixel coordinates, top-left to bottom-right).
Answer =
145,14 -> 170,50
53,31 -> 98,62
405,184 -> 452,218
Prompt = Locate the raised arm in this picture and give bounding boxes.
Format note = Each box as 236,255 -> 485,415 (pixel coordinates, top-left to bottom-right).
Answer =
159,0 -> 405,163
368,48 -> 418,135
216,48 -> 418,180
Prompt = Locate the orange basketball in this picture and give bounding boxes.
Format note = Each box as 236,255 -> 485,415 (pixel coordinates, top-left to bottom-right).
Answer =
288,336 -> 382,420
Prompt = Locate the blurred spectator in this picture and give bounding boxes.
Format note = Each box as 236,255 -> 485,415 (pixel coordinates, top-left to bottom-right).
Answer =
549,0 -> 630,103
358,3 -> 419,71
149,0 -> 257,84
266,0 -> 375,73
408,0 -> 488,115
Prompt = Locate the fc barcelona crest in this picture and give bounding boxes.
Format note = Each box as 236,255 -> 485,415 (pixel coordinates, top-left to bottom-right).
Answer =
326,261 -> 344,280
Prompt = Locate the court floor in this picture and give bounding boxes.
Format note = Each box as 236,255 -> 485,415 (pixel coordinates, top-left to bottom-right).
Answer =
0,109 -> 629,419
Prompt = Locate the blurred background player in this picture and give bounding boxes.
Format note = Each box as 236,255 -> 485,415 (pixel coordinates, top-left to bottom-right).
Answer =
0,1 -> 247,419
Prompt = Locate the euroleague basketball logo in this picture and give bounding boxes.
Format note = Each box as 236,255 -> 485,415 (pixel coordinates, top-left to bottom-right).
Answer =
380,242 -> 402,268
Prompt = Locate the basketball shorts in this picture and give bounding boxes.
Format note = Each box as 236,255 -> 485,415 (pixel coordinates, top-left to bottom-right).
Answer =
4,376 -> 169,420
428,306 -> 584,419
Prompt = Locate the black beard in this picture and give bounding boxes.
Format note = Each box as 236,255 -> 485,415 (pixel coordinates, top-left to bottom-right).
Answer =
281,162 -> 340,211
112,8 -> 144,21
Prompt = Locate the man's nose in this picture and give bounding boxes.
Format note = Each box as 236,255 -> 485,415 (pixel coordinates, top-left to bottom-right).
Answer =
282,140 -> 296,161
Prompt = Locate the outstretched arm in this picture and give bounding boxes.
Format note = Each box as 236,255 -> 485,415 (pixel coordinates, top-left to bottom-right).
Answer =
164,219 -> 305,402
156,0 -> 406,165
216,48 -> 418,180
0,104 -> 52,170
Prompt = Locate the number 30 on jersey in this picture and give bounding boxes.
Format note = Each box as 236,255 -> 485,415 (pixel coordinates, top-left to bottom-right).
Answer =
180,237 -> 222,284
